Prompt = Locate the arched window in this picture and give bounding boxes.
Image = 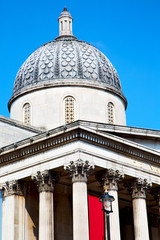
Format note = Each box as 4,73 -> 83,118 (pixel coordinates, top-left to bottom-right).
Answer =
23,103 -> 31,125
108,102 -> 114,124
64,96 -> 75,124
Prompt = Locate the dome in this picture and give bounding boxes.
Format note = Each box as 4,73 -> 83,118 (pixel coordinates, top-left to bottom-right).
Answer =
9,37 -> 126,108
58,7 -> 73,20
8,8 -> 127,109
9,8 -> 127,129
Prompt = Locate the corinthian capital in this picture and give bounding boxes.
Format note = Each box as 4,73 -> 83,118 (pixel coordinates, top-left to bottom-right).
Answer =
65,160 -> 94,183
2,180 -> 24,197
32,170 -> 58,192
131,178 -> 151,199
95,169 -> 124,191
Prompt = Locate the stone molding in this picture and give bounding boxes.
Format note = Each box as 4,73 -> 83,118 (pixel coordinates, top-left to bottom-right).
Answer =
0,127 -> 160,167
95,169 -> 124,191
65,160 -> 94,183
32,170 -> 58,192
2,180 -> 24,197
131,178 -> 151,199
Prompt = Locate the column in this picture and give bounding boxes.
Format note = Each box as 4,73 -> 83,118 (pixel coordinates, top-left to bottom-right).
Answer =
32,170 -> 57,240
2,180 -> 25,240
96,169 -> 123,240
131,178 -> 151,240
65,160 -> 93,240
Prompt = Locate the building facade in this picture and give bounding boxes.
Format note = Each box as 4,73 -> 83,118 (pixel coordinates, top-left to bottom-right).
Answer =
0,8 -> 160,240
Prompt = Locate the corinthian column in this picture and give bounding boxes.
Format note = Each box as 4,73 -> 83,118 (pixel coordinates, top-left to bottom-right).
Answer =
32,170 -> 57,240
96,169 -> 124,240
65,160 -> 93,240
131,178 -> 151,240
2,180 -> 25,240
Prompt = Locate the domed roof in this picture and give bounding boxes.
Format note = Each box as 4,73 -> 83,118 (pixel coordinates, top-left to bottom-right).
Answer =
58,7 -> 73,19
8,9 -> 127,109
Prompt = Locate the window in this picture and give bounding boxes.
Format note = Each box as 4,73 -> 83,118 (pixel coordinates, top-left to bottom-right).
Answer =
69,21 -> 71,31
65,20 -> 67,31
64,96 -> 75,124
108,102 -> 114,124
23,103 -> 31,125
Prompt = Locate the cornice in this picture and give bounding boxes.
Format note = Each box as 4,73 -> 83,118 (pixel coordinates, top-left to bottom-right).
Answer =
78,120 -> 160,140
0,124 -> 160,167
0,115 -> 42,134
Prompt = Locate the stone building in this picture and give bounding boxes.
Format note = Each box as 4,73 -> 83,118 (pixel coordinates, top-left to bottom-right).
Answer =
0,7 -> 160,240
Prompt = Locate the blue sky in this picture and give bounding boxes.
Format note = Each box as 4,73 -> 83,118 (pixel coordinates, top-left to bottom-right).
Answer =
1,0 -> 160,130
0,0 -> 160,236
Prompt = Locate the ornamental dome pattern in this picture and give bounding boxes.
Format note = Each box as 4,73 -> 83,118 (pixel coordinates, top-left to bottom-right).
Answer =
9,36 -> 126,108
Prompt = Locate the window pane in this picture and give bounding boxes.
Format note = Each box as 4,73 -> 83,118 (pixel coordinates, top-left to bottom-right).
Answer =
65,96 -> 75,124
23,103 -> 31,125
108,102 -> 114,124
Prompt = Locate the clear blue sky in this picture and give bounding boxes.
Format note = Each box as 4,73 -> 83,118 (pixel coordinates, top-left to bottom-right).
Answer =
1,0 -> 160,130
0,0 -> 160,236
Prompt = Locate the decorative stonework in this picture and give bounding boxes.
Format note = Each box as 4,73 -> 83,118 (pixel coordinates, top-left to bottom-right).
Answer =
0,126 -> 160,167
131,178 -> 151,199
95,169 -> 124,191
32,170 -> 58,192
9,37 -> 125,108
2,180 -> 24,197
65,160 -> 94,183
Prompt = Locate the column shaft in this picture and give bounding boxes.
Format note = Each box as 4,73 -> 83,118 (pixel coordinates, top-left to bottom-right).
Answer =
39,191 -> 54,240
73,181 -> 89,240
131,178 -> 151,240
32,170 -> 57,240
95,169 -> 123,240
65,160 -> 93,240
133,198 -> 149,240
108,190 -> 120,240
2,181 -> 25,240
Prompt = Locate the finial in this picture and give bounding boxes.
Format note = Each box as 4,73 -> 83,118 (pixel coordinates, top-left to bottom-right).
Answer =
104,185 -> 108,192
58,8 -> 73,36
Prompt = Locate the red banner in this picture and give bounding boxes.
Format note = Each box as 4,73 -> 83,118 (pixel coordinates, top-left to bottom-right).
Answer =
88,195 -> 104,240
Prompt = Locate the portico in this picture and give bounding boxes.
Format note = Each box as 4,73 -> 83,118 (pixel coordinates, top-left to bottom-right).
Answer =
0,121 -> 160,240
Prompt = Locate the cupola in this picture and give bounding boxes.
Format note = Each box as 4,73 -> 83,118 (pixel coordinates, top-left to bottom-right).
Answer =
58,7 -> 73,36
